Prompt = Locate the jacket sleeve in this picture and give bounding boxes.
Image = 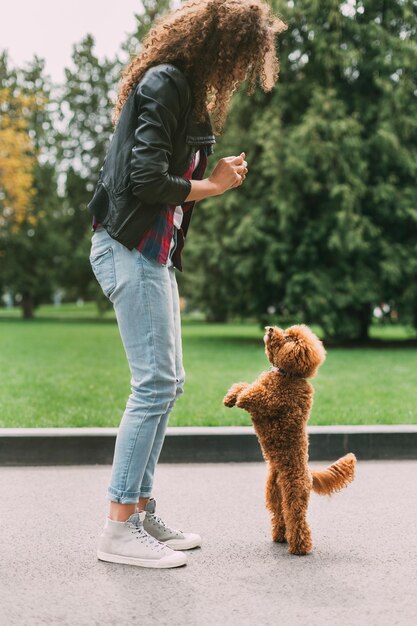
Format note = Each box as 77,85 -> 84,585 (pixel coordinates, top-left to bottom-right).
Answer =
130,67 -> 192,205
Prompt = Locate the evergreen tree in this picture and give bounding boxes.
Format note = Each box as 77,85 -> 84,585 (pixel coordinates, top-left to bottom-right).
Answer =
184,0 -> 417,339
121,0 -> 172,57
54,35 -> 122,303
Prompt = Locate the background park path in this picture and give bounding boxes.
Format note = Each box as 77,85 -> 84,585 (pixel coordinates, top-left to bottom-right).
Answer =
1,461 -> 416,626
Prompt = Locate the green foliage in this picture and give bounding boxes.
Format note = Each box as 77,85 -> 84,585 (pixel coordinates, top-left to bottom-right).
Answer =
1,1 -> 416,336
121,0 -> 172,57
0,2 -> 173,317
0,53 -> 63,318
53,35 -> 122,304
183,0 -> 417,340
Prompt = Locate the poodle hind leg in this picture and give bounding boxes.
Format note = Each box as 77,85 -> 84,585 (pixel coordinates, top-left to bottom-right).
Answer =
265,464 -> 286,543
281,474 -> 313,556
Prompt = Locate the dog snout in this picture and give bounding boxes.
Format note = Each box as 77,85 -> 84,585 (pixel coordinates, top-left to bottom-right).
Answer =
263,326 -> 276,345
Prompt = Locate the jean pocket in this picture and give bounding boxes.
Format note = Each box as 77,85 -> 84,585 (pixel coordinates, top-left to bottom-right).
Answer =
89,247 -> 116,298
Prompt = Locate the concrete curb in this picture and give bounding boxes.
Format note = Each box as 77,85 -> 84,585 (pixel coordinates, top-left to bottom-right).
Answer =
1,425 -> 417,465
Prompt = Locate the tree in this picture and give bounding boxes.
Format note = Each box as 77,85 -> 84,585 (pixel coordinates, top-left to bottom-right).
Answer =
0,2 -> 199,318
0,86 -> 37,229
0,52 -> 63,319
121,0 -> 172,57
52,34 -> 122,304
183,0 -> 417,340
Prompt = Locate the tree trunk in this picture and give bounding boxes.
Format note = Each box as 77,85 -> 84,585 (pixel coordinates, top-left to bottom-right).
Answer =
357,307 -> 371,341
21,294 -> 34,320
206,308 -> 228,323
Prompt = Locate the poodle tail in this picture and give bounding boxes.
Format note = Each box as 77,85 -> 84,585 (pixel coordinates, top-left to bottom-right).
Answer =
311,453 -> 357,496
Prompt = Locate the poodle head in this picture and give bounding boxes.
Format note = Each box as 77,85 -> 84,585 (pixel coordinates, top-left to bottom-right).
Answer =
263,324 -> 326,378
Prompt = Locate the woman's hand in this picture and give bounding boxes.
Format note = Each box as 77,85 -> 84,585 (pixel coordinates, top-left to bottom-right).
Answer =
183,152 -> 248,202
208,152 -> 248,195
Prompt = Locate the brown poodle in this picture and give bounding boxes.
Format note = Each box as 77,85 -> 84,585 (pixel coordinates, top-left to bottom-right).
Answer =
223,324 -> 356,555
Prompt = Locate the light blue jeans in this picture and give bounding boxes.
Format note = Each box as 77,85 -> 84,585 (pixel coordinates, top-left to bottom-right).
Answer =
89,226 -> 185,503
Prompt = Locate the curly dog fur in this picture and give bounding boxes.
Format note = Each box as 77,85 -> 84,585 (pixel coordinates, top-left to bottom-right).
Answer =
223,324 -> 356,556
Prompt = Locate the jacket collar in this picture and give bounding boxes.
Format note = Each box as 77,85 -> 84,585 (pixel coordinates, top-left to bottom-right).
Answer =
186,109 -> 216,154
169,60 -> 216,154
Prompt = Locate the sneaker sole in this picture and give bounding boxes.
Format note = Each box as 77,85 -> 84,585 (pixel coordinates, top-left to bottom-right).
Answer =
163,538 -> 202,550
97,550 -> 187,568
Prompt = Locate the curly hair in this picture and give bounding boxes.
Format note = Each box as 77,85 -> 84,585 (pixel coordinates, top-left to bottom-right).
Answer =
111,0 -> 287,135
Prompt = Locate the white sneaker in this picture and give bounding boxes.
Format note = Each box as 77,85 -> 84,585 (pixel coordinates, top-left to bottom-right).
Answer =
97,511 -> 187,568
142,498 -> 202,550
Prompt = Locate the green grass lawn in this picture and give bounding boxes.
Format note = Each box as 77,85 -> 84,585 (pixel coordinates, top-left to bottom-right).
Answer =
0,304 -> 416,427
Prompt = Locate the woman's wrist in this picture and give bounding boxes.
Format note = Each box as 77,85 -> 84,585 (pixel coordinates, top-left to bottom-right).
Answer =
184,177 -> 220,202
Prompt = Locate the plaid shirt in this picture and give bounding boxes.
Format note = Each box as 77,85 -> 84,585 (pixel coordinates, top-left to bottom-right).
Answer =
138,143 -> 208,271
93,143 -> 209,272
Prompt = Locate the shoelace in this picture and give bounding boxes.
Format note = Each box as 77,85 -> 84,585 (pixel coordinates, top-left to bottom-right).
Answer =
129,524 -> 167,552
147,513 -> 183,537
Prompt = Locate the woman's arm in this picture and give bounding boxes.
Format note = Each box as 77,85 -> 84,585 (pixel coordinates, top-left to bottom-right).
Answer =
130,66 -> 192,206
184,153 -> 248,202
129,65 -> 248,205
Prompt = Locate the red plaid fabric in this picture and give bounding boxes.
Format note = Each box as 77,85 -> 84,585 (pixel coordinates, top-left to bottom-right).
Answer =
137,144 -> 209,271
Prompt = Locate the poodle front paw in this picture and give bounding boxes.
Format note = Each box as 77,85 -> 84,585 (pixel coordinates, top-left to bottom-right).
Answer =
223,383 -> 249,408
235,391 -> 252,410
223,393 -> 237,408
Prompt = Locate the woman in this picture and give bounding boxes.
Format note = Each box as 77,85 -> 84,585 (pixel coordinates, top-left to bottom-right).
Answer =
89,0 -> 287,569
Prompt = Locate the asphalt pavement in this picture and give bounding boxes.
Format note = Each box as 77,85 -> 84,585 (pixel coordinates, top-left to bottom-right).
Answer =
1,461 -> 416,626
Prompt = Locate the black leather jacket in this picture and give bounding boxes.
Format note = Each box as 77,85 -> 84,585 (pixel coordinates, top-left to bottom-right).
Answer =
87,62 -> 216,249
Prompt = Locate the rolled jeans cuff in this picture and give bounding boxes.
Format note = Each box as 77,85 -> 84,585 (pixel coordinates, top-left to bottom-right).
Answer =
107,486 -> 140,504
